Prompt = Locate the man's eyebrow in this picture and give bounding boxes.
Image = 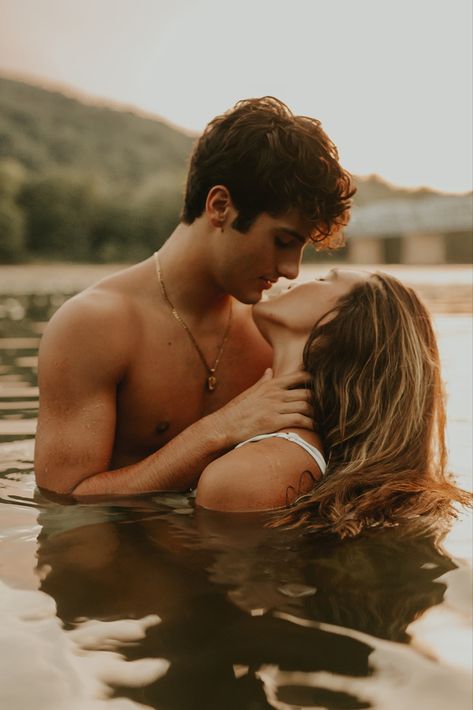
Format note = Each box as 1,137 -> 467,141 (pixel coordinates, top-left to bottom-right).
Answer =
277,227 -> 308,243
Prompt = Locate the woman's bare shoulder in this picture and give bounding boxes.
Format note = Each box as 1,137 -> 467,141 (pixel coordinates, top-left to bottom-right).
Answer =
195,432 -> 323,513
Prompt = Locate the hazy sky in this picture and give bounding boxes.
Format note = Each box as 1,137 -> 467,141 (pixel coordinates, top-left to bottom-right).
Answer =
1,0 -> 472,192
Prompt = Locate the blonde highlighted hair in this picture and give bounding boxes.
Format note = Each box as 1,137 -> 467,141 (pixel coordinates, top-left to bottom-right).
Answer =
272,273 -> 472,538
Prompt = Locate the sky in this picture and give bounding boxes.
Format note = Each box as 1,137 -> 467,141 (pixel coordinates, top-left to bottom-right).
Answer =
0,0 -> 472,192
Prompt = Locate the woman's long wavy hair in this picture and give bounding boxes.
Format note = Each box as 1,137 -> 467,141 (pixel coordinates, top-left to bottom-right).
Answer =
272,272 -> 472,538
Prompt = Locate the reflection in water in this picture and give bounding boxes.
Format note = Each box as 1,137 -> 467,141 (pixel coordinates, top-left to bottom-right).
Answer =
0,573 -> 169,710
32,493 -> 460,710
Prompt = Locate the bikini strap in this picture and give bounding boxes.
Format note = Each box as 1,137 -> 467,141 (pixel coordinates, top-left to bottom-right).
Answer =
235,432 -> 326,476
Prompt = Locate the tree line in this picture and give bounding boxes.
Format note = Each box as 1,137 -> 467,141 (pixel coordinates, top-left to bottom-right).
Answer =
0,158 -> 185,263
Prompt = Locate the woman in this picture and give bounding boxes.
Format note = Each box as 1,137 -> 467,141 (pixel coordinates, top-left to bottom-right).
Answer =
196,269 -> 471,537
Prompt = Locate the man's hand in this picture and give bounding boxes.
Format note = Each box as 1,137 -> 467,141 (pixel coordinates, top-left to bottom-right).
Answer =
210,368 -> 313,447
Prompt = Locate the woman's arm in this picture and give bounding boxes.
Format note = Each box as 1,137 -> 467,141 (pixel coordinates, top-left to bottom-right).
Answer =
195,434 -> 323,512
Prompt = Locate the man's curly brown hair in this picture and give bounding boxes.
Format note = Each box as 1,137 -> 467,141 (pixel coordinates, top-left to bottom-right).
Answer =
181,97 -> 355,249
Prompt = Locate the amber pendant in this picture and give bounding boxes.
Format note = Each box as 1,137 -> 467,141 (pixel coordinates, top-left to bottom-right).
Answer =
207,374 -> 217,391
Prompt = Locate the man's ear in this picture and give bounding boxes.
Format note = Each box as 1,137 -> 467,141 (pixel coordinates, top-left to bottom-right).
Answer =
205,185 -> 234,229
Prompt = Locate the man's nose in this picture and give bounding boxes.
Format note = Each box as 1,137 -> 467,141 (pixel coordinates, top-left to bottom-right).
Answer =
277,254 -> 301,281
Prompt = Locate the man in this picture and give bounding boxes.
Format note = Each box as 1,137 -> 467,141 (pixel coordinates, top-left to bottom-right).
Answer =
35,97 -> 354,497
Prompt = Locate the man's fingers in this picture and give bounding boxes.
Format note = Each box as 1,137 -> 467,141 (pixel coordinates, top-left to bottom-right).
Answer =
271,370 -> 311,388
283,389 -> 312,402
279,413 -> 314,431
281,401 -> 313,417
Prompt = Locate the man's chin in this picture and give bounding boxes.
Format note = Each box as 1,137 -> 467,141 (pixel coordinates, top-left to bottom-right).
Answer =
236,292 -> 263,306
230,287 -> 263,305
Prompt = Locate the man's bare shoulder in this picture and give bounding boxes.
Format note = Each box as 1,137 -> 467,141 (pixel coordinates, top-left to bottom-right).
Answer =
38,266 -> 150,382
43,259 -> 153,344
44,288 -> 131,345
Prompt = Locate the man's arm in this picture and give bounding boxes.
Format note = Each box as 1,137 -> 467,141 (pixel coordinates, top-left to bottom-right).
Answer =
35,295 -> 313,498
35,291 -> 128,494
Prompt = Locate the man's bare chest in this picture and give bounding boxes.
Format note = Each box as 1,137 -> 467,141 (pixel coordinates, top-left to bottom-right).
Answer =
112,314 -> 271,463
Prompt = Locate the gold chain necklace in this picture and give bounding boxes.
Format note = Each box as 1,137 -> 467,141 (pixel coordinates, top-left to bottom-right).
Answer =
154,251 -> 232,392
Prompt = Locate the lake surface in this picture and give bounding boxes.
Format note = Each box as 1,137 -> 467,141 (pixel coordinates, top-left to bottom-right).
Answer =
0,264 -> 472,710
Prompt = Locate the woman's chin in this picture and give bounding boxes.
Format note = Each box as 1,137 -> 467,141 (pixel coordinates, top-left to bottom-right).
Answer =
251,303 -> 273,342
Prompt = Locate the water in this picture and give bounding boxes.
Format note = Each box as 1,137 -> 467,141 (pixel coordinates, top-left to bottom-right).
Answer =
0,265 -> 472,710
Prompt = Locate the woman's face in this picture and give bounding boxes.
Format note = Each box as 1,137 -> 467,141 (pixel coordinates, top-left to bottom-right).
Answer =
253,268 -> 370,335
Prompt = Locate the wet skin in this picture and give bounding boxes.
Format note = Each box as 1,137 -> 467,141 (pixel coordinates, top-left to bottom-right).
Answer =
113,212 -> 317,464
196,268 -> 371,513
34,207 -> 314,494
109,267 -> 273,466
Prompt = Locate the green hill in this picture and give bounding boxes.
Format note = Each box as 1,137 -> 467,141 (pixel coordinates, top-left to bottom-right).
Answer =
0,76 -> 194,189
352,174 -> 439,206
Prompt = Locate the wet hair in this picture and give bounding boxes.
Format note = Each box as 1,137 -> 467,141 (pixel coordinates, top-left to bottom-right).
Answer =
271,273 -> 472,538
181,96 -> 355,248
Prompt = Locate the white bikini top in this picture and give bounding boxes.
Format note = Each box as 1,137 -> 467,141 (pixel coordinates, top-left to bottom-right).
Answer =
235,431 -> 327,476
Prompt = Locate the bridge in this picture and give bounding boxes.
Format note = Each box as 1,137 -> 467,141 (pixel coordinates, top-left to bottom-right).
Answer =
345,194 -> 472,263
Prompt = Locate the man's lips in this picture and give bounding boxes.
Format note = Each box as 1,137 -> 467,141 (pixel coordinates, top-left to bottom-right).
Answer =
260,278 -> 277,289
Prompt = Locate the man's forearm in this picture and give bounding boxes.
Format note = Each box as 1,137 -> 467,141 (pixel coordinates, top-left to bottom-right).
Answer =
70,415 -> 230,498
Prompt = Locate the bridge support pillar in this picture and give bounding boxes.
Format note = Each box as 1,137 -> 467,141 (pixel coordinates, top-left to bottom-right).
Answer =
349,237 -> 384,264
402,233 -> 446,264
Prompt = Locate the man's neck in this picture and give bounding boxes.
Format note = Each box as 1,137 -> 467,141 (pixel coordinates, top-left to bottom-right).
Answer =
157,221 -> 230,322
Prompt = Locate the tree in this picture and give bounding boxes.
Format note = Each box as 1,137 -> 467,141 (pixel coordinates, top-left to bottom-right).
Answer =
0,197 -> 26,262
20,174 -> 99,260
0,158 -> 26,199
